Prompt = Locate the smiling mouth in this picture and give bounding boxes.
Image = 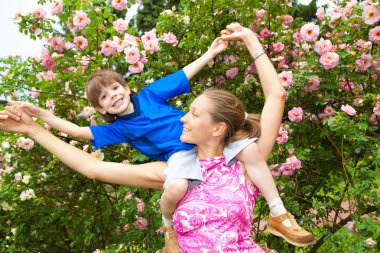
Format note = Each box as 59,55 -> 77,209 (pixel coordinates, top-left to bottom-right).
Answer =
183,127 -> 191,132
113,98 -> 123,107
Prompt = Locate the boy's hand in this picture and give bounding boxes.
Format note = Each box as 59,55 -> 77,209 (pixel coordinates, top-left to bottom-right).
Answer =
208,37 -> 228,57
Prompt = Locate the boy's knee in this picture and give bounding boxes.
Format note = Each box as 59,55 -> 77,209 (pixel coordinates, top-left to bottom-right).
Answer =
164,179 -> 188,196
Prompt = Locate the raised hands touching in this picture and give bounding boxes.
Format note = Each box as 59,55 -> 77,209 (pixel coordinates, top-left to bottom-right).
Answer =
221,22 -> 257,43
4,100 -> 42,121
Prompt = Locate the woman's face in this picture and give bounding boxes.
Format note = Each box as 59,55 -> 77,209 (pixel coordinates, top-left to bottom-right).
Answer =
180,94 -> 217,145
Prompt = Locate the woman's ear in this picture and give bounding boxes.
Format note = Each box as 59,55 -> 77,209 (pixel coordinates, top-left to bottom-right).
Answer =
212,122 -> 227,137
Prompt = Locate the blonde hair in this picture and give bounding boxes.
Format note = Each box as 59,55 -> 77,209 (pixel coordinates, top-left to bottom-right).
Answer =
85,69 -> 135,123
202,88 -> 261,145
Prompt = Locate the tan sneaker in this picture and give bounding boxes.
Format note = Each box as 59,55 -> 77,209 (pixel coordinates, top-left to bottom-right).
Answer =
267,213 -> 316,247
164,225 -> 180,253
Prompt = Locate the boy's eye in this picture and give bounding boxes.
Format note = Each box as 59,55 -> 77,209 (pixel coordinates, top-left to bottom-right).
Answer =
113,86 -> 118,90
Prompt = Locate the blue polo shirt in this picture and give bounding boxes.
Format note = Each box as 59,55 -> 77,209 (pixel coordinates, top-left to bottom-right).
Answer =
89,69 -> 195,161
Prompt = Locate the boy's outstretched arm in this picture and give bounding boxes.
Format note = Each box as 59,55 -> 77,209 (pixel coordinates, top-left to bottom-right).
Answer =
6,100 -> 93,140
183,37 -> 227,80
0,111 -> 165,189
221,23 -> 287,160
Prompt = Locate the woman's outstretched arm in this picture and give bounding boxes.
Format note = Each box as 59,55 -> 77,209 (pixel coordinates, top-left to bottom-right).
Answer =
222,23 -> 287,160
0,111 -> 166,189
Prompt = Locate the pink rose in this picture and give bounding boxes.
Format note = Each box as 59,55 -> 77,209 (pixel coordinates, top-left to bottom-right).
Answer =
288,107 -> 303,122
50,37 -> 65,53
279,163 -> 295,176
269,164 -> 281,177
286,156 -> 302,170
73,10 -> 90,30
362,5 -> 380,25
341,104 -> 356,116
316,7 -> 325,20
161,32 -> 178,44
319,52 -> 339,70
33,6 -> 47,22
123,223 -> 130,231
226,67 -> 239,79
278,71 -> 293,88
143,39 -> 160,54
112,0 -> 128,10
369,113 -> 378,125
134,217 -> 148,230
314,38 -> 332,55
73,36 -> 88,51
113,18 -> 128,34
260,28 -> 271,38
373,103 -> 380,116
304,76 -> 320,92
215,75 -> 225,85
42,55 -> 56,70
30,87 -> 40,99
355,54 -> 373,71
273,42 -> 284,53
276,127 -> 289,145
346,221 -> 355,233
255,9 -> 266,19
112,37 -> 128,52
124,47 -> 140,64
51,1 -> 63,15
223,55 -> 237,64
101,40 -> 116,56
364,238 -> 376,248
128,61 -> 144,74
281,14 -> 293,27
137,202 -> 145,213
369,26 -> 380,44
293,31 -> 302,43
300,23 -> 320,42
324,106 -> 334,116
141,30 -> 157,44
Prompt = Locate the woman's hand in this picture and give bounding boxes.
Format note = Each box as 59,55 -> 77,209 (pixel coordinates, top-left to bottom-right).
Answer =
221,22 -> 257,44
0,110 -> 38,136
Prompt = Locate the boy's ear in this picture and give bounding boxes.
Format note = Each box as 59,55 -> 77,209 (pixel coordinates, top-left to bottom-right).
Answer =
212,122 -> 227,137
95,106 -> 107,115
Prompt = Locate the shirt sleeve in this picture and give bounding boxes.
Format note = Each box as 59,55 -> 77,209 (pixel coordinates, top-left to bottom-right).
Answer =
144,69 -> 190,101
89,124 -> 127,149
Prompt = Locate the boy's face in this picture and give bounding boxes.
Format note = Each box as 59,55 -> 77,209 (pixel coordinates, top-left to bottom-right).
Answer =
96,82 -> 133,116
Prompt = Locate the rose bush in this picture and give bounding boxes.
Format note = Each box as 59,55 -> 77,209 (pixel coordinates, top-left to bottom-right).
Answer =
0,0 -> 379,252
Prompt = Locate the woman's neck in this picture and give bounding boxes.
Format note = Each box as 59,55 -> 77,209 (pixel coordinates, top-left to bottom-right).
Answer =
197,143 -> 225,159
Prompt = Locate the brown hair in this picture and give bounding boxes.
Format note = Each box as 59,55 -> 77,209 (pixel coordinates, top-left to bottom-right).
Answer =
85,69 -> 135,123
203,88 -> 261,145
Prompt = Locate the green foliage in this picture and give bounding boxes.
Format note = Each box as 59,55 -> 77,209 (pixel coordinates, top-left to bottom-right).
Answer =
0,0 -> 379,252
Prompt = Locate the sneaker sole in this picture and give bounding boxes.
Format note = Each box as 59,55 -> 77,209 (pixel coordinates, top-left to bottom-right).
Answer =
266,225 -> 316,247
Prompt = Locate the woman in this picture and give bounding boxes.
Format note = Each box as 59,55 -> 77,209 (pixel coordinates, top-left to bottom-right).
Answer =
0,23 -> 311,251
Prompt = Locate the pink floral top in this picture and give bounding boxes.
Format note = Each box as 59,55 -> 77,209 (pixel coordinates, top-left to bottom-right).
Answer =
173,156 -> 265,252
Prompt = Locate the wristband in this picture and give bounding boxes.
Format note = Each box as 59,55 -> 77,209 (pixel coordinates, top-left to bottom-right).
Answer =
252,48 -> 266,61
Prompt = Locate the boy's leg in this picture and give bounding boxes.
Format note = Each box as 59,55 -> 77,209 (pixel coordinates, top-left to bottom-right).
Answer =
160,178 -> 188,253
227,139 -> 315,246
161,178 -> 188,221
